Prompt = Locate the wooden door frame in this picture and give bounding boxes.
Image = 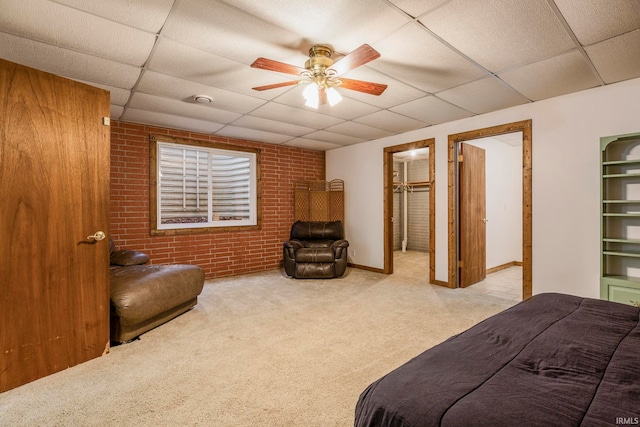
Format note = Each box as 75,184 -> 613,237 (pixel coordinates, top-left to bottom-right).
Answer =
383,138 -> 435,283
448,120 -> 532,298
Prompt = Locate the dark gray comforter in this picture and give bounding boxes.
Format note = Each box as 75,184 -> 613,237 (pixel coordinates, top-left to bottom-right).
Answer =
355,293 -> 640,426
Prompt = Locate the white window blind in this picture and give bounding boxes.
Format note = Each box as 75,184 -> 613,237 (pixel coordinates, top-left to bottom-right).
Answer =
159,146 -> 210,224
211,155 -> 251,220
157,141 -> 256,229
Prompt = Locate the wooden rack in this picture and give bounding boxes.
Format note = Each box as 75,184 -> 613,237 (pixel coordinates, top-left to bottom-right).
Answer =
294,179 -> 344,223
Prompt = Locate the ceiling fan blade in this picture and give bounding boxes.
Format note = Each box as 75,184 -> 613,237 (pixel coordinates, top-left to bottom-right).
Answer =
250,57 -> 307,76
330,44 -> 381,76
338,77 -> 387,96
252,81 -> 299,91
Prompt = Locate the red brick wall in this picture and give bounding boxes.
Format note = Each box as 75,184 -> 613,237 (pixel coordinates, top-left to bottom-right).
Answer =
110,120 -> 325,279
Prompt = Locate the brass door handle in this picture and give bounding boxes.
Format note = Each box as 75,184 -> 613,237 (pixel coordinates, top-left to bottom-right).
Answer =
482,218 -> 488,224
87,231 -> 106,241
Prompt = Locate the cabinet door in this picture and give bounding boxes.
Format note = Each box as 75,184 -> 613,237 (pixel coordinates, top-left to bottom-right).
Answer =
0,59 -> 110,392
609,284 -> 640,307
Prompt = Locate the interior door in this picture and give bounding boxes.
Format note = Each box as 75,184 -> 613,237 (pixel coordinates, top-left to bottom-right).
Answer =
459,143 -> 486,287
0,59 -> 110,392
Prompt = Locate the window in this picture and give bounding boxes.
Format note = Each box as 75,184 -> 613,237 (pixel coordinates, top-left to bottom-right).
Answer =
150,135 -> 260,234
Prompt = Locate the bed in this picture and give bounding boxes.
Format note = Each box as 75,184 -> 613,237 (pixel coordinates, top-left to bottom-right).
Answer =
354,293 -> 640,427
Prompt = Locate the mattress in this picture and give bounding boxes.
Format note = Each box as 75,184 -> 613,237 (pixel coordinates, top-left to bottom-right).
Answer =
355,293 -> 640,427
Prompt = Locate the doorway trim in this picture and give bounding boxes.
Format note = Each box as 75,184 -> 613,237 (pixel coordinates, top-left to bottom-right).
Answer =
383,138 -> 436,283
447,119 -> 532,298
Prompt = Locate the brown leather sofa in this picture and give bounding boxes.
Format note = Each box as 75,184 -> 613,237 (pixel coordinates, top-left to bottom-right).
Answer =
283,221 -> 349,278
109,240 -> 205,343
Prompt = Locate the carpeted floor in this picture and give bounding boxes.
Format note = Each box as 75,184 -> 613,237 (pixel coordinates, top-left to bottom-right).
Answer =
0,261 -> 516,426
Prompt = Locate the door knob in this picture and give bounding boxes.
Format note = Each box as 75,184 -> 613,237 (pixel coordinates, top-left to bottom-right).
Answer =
482,218 -> 488,224
87,231 -> 106,241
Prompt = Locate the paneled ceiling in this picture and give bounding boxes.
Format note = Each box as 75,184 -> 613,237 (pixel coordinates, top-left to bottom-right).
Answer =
1,0 -> 639,151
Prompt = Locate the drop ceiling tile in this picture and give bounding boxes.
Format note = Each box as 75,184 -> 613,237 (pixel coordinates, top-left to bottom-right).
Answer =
420,0 -> 575,72
437,77 -> 530,115
107,87 -> 131,106
389,95 -> 474,125
0,33 -> 142,89
554,0 -> 640,45
272,88 -> 381,120
215,126 -> 292,144
74,80 -> 131,106
499,50 -> 601,101
388,0 -> 452,18
0,0 -> 156,66
111,105 -> 124,119
53,0 -> 174,33
136,71 -> 266,114
324,121 -> 394,140
230,116 -> 315,137
121,108 -> 225,134
128,92 -> 242,124
586,29 -> 640,84
284,138 -> 342,151
370,23 -> 488,93
146,38 -> 292,100
301,131 -> 365,146
161,0 -> 304,65
250,103 -> 344,130
220,0 -> 410,53
354,110 -> 427,133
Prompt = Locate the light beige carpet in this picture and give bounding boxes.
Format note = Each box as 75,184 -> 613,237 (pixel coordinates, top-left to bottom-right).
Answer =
0,265 -> 516,426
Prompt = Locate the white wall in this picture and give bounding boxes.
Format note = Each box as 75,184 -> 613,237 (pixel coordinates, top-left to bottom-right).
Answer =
465,137 -> 522,269
326,77 -> 640,299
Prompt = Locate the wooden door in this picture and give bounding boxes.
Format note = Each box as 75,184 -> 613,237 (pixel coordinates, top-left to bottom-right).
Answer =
459,143 -> 486,287
0,59 -> 110,392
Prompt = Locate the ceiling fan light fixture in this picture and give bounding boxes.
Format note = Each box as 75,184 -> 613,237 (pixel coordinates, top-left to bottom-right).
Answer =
304,97 -> 319,109
302,81 -> 342,109
302,82 -> 317,100
303,83 -> 320,109
326,87 -> 342,107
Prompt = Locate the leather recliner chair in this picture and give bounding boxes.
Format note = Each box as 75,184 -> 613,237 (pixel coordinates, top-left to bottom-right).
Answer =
283,220 -> 349,278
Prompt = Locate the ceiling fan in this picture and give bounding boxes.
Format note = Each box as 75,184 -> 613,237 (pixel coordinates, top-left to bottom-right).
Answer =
250,44 -> 387,108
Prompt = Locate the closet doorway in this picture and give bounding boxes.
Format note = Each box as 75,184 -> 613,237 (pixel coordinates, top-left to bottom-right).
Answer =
448,120 -> 532,298
383,139 -> 435,283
